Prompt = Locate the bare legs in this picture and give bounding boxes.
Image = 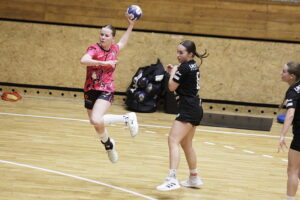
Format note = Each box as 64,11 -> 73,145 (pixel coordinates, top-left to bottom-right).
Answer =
168,120 -> 195,170
287,149 -> 300,199
157,120 -> 200,191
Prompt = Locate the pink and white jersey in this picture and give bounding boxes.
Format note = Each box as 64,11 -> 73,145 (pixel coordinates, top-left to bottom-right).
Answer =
83,43 -> 119,92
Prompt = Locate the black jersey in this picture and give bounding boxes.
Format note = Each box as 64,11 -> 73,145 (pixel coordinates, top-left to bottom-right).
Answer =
285,81 -> 300,126
172,60 -> 203,126
172,60 -> 200,98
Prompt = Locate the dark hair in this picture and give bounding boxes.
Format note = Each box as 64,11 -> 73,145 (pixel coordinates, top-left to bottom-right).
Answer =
102,25 -> 116,37
180,40 -> 209,65
280,61 -> 300,109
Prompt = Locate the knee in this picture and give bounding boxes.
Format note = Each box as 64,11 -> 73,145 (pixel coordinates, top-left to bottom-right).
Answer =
287,166 -> 299,177
168,135 -> 179,146
181,141 -> 191,150
90,116 -> 104,127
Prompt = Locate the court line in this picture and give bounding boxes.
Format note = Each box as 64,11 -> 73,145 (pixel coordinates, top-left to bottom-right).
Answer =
0,159 -> 157,200
0,112 -> 289,139
262,155 -> 274,159
224,145 -> 235,150
243,150 -> 255,154
203,142 -> 288,163
204,142 -> 216,145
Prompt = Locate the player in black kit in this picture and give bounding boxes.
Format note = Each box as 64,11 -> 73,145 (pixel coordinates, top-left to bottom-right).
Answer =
278,61 -> 300,200
157,40 -> 208,191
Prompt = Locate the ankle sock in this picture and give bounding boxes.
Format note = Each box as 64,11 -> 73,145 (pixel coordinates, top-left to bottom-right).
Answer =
101,137 -> 113,150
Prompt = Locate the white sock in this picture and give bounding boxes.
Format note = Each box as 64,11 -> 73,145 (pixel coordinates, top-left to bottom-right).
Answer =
286,196 -> 295,200
190,169 -> 198,176
99,129 -> 109,143
169,169 -> 177,179
103,114 -> 126,125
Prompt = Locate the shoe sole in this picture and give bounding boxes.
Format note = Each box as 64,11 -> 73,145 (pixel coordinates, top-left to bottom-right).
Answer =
128,112 -> 138,137
156,185 -> 181,191
181,182 -> 203,188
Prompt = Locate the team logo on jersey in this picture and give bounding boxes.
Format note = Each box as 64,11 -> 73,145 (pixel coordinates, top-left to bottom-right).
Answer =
294,85 -> 300,93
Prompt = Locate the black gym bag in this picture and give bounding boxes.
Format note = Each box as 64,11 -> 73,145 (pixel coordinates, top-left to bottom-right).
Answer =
125,59 -> 166,112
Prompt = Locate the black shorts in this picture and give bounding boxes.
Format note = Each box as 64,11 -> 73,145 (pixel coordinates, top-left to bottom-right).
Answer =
84,90 -> 114,109
175,96 -> 203,126
291,125 -> 300,151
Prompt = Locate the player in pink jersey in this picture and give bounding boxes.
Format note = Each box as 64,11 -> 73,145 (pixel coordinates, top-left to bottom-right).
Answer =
80,14 -> 138,163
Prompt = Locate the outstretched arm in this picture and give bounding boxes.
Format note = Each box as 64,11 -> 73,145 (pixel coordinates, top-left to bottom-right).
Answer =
117,14 -> 136,51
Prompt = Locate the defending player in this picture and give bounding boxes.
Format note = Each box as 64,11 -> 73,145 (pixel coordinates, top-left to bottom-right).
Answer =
278,62 -> 300,200
156,40 -> 208,191
80,14 -> 138,163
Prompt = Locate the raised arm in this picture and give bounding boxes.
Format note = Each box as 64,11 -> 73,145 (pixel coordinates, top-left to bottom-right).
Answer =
117,14 -> 136,51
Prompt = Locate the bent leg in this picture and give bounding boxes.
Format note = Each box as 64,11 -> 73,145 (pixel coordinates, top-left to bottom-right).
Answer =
180,126 -> 197,170
168,120 -> 194,170
87,99 -> 111,140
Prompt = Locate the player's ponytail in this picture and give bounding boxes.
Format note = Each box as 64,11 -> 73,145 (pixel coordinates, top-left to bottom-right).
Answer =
180,40 -> 209,65
195,49 -> 209,65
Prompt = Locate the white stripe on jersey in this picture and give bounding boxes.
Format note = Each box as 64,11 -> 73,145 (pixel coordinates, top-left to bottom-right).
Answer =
287,102 -> 293,107
173,75 -> 180,80
176,71 -> 182,76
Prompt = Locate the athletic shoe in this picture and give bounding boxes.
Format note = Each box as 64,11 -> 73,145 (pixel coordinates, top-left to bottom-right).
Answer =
101,138 -> 118,163
181,176 -> 203,188
126,112 -> 138,137
156,177 -> 181,191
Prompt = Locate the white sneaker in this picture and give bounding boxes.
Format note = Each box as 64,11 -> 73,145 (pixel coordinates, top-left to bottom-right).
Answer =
126,112 -> 138,137
102,138 -> 118,163
156,177 -> 181,191
181,176 -> 203,188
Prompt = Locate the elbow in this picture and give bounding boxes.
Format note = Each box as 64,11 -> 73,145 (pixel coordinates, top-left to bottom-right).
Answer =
286,110 -> 295,122
80,58 -> 86,65
287,113 -> 295,121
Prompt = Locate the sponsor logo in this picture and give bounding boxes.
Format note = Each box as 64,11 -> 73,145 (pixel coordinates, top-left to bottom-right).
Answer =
189,63 -> 198,70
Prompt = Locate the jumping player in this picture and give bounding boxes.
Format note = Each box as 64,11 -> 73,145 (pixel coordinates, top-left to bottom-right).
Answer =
80,14 -> 138,163
156,40 -> 208,191
278,62 -> 300,200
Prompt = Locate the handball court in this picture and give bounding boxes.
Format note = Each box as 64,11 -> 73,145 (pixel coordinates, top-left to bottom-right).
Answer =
0,95 -> 293,200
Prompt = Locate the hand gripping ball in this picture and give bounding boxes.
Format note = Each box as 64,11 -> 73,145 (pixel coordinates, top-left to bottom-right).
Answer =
127,5 -> 142,20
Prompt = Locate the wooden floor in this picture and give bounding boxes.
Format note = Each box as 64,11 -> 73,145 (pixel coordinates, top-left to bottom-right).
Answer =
0,96 -> 296,200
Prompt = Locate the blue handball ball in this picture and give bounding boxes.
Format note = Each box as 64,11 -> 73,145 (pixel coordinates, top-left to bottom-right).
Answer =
127,5 -> 142,20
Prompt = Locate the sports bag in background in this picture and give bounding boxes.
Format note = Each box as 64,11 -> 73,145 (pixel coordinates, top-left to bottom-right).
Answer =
125,59 -> 166,112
